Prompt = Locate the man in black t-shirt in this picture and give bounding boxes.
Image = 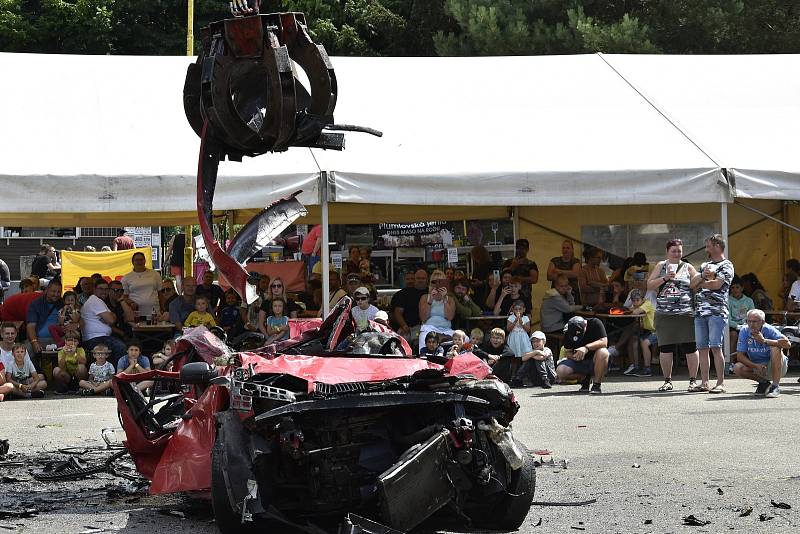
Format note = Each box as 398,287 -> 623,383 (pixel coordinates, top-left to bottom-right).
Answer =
555,316 -> 609,394
30,244 -> 60,283
390,269 -> 428,349
502,239 -> 538,298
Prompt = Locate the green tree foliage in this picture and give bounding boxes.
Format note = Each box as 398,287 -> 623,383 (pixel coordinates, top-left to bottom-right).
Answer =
1,0 -> 800,55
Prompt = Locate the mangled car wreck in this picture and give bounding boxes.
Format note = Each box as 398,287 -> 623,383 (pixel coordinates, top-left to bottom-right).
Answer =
112,3 -> 535,531
114,298 -> 535,533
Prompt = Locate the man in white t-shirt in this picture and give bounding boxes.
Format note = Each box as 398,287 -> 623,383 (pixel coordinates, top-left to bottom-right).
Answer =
788,279 -> 800,311
0,322 -> 23,370
80,281 -> 127,365
121,251 -> 162,318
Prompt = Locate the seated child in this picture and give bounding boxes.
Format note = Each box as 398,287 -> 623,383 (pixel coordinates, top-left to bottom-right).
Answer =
151,339 -> 176,370
264,298 -> 290,343
446,330 -> 468,358
116,340 -> 154,393
350,287 -> 378,332
217,289 -> 244,337
419,331 -> 444,359
184,296 -> 217,328
470,328 -> 485,348
79,343 -> 116,396
49,290 -> 81,347
5,343 -> 47,398
53,332 -> 88,393
511,331 -> 556,389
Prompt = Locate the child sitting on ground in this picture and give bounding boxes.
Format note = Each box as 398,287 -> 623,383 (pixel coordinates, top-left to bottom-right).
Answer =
151,339 -> 176,370
420,331 -> 444,359
265,298 -> 290,343
511,331 -> 556,389
49,290 -> 81,347
53,332 -> 87,393
116,340 -> 154,393
350,286 -> 379,332
79,343 -> 116,396
446,330 -> 469,358
5,343 -> 47,398
216,289 -> 244,337
184,296 -> 217,328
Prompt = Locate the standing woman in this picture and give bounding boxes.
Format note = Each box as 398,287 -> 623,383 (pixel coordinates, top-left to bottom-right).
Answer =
578,247 -> 608,308
647,239 -> 700,392
418,270 -> 456,351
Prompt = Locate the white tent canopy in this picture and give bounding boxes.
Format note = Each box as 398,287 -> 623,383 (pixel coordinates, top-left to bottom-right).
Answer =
603,53 -> 800,200
3,52 -> 800,217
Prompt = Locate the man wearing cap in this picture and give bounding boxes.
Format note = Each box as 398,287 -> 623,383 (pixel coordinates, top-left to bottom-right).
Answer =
502,238 -> 539,297
350,287 -> 379,332
555,316 -> 610,394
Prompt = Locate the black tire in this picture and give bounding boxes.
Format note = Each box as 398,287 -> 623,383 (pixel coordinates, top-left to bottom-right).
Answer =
478,441 -> 536,531
211,438 -> 255,534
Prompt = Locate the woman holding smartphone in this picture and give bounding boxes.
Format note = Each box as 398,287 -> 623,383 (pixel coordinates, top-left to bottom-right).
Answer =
418,270 -> 456,351
647,238 -> 700,392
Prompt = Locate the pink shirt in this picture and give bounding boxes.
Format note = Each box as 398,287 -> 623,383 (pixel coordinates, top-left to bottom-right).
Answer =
300,225 -> 322,255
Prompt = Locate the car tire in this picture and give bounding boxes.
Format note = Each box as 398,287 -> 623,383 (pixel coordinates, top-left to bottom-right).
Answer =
211,438 -> 254,534
475,440 -> 536,530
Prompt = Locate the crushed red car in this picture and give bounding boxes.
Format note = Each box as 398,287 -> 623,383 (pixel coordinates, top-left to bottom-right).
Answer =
114,297 -> 536,533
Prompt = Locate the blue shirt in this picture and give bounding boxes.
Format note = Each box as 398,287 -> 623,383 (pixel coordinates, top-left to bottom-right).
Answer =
26,295 -> 63,339
116,355 -> 150,373
737,323 -> 784,364
169,297 -> 195,326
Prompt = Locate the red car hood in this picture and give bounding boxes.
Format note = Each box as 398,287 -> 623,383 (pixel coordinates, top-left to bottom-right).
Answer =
239,352 -> 492,393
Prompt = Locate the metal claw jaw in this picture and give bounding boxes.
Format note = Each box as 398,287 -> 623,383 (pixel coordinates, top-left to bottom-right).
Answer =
184,12 -> 356,160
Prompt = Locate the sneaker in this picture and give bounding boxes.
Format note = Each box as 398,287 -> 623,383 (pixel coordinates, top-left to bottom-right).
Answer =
31,390 -> 45,399
623,364 -> 637,376
541,380 -> 552,389
509,378 -> 524,388
637,367 -> 653,377
755,380 -> 770,395
578,376 -> 591,393
590,383 -> 602,395
80,388 -> 95,396
766,384 -> 781,398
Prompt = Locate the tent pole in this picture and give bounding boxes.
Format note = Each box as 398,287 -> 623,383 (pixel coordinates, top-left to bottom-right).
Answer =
183,225 -> 194,281
321,171 -> 330,317
721,202 -> 730,362
512,207 -> 519,243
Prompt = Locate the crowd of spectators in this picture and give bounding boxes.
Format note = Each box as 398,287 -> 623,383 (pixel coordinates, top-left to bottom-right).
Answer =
0,232 -> 796,401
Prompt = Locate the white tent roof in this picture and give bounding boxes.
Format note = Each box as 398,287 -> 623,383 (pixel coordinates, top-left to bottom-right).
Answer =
11,52 -> 800,219
315,55 -> 723,206
0,53 -> 321,215
603,53 -> 800,200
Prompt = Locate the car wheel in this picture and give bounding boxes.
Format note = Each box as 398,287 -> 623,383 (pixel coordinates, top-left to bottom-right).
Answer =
475,440 -> 536,530
211,438 -> 254,534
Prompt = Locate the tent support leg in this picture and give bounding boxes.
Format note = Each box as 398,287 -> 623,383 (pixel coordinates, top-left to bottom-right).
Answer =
721,202 -> 730,362
321,171 -> 330,318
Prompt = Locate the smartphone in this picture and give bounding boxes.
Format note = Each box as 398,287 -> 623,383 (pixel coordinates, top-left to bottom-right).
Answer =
492,269 -> 500,281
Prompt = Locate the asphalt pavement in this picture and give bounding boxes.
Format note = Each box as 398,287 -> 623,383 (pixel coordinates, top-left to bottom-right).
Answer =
1,373 -> 798,534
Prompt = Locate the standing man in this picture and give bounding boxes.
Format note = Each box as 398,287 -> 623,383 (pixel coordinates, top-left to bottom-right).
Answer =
0,258 -> 10,302
503,239 -> 539,298
691,234 -> 734,394
732,309 -> 790,398
122,251 -> 162,319
26,279 -> 64,354
112,229 -> 135,251
390,269 -> 428,347
301,225 -> 322,278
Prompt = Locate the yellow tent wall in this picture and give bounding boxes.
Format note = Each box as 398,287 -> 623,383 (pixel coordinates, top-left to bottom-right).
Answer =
518,200 -> 788,321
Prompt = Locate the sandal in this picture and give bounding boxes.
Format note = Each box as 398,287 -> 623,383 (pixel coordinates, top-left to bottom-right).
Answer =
657,381 -> 673,392
688,383 -> 709,393
708,384 -> 726,394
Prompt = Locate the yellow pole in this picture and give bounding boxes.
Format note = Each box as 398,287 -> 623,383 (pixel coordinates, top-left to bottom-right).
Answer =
184,0 -> 195,280
186,0 -> 194,56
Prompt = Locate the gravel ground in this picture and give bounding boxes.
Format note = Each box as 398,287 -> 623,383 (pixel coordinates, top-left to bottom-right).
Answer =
1,373 -> 798,533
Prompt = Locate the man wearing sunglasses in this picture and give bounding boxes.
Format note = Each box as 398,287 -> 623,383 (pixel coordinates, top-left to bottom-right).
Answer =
107,280 -> 135,339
